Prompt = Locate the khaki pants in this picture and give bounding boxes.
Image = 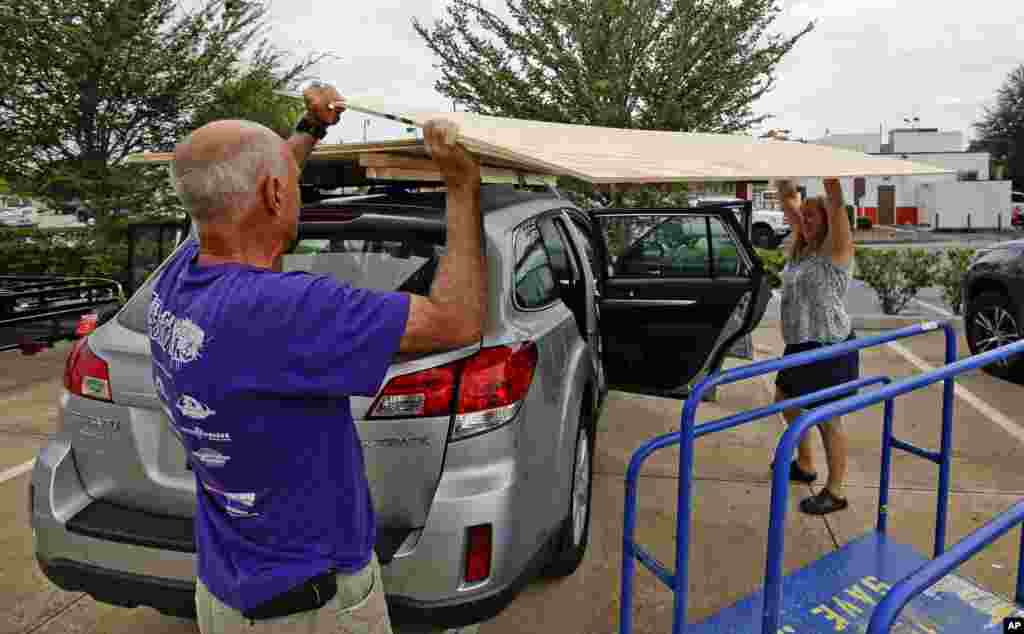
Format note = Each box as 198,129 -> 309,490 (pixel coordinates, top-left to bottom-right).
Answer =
195,554 -> 393,634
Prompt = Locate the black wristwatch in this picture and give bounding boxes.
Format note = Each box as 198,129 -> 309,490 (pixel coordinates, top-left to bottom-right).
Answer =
296,116 -> 328,141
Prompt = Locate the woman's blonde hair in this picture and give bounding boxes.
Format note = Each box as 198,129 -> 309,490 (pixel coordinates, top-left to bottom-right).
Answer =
788,195 -> 830,261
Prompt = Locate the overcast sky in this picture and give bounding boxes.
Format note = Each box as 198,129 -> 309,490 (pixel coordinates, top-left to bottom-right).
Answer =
257,0 -> 1024,147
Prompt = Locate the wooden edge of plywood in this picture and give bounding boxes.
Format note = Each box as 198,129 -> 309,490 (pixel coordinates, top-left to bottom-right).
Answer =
366,166 -> 554,186
357,152 -> 559,176
315,139 -> 424,154
359,154 -> 436,171
125,152 -> 174,164
125,150 -> 554,185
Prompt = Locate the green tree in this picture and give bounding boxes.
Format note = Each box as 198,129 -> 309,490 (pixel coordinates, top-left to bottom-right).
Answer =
972,64 -> 1024,191
0,0 -> 322,220
413,0 -> 813,132
191,67 -> 307,140
414,0 -> 812,207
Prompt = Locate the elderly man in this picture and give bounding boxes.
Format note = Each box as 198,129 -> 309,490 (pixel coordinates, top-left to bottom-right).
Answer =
150,84 -> 486,633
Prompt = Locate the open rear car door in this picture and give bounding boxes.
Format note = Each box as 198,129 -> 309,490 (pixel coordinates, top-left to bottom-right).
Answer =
588,203 -> 771,397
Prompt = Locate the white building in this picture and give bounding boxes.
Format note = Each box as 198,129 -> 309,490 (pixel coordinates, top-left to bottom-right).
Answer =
790,128 -> 1011,228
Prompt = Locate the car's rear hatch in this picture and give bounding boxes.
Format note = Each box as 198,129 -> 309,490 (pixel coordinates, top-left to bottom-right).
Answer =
62,215 -> 477,555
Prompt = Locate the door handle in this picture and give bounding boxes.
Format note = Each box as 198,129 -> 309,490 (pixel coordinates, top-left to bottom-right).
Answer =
647,266 -> 663,276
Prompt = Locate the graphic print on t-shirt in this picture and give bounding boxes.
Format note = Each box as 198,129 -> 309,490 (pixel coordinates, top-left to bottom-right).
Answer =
177,394 -> 216,420
193,447 -> 231,468
155,374 -> 169,402
202,480 -> 261,518
177,425 -> 232,442
148,291 -> 208,368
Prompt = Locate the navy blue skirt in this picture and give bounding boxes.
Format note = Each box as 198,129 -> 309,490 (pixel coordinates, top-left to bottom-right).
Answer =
775,333 -> 860,407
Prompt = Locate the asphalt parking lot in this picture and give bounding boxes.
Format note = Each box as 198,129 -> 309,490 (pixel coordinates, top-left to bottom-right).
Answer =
3,316 -> 1024,633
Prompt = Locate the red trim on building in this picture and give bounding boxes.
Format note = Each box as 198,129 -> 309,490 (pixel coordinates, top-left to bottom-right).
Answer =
862,207 -> 879,224
896,207 -> 919,225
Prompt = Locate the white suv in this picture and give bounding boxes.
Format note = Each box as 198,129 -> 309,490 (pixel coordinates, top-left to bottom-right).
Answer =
687,195 -> 790,248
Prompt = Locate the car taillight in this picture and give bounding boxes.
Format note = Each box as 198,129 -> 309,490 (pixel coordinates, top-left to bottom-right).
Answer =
76,313 -> 98,337
464,524 -> 492,584
63,339 -> 112,402
366,343 -> 538,440
367,361 -> 461,419
452,342 -> 537,440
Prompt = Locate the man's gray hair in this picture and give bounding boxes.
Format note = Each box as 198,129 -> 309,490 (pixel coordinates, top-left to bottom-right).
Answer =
169,121 -> 289,222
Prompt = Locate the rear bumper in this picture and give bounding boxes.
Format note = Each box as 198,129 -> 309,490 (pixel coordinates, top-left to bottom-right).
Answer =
37,536 -> 554,628
31,427 -> 549,628
38,557 -> 198,619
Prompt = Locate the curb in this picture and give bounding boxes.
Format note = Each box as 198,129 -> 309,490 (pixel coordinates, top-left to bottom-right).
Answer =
854,240 -> 943,246
851,315 -> 964,331
765,290 -> 964,332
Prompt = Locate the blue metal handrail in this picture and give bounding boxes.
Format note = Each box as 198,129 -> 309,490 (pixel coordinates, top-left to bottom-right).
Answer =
866,499 -> 1024,634
620,320 -> 958,634
762,337 -> 1024,634
622,376 -> 891,592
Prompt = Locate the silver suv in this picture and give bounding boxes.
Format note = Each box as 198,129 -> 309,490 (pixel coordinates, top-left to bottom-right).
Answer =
30,186 -> 769,628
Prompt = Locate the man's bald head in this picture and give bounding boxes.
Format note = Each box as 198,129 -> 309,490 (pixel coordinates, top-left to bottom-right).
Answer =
169,120 -> 291,223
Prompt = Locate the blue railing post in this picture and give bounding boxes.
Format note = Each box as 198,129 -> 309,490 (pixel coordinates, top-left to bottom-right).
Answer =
1017,524 -> 1024,606
761,385 -> 895,634
762,451 -> 798,634
877,398 -> 896,534
621,472 -> 639,634
935,324 -> 958,557
621,432 -> 683,634
672,388 -> 707,634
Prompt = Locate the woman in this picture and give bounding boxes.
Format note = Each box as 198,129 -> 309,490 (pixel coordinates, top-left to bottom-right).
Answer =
773,177 -> 858,515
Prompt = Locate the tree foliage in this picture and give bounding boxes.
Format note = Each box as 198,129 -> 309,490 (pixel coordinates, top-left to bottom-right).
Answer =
854,248 -> 940,315
0,0 -> 322,219
191,67 -> 307,140
972,64 -> 1024,190
413,0 -> 813,133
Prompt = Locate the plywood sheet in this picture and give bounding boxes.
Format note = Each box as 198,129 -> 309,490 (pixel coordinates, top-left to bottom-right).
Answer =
342,97 -> 953,183
124,147 -> 556,186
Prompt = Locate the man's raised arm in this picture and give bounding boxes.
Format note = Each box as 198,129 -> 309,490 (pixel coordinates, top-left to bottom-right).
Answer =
288,82 -> 347,173
399,120 -> 487,353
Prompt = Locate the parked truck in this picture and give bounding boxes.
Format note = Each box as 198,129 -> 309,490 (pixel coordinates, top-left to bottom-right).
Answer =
688,194 -> 791,248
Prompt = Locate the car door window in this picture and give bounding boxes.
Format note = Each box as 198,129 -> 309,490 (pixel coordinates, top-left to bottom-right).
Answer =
599,215 -> 710,278
708,217 -> 749,277
552,218 -> 585,283
568,214 -> 601,280
514,221 -> 558,309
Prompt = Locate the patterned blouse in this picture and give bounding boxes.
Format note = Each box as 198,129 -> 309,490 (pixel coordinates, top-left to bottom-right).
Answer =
780,252 -> 853,345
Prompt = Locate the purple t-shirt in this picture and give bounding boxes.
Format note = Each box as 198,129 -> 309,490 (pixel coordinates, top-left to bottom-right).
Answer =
147,241 -> 410,612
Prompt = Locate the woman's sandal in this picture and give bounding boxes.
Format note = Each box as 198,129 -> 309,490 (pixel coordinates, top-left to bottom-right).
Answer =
800,488 -> 848,515
771,460 -> 818,483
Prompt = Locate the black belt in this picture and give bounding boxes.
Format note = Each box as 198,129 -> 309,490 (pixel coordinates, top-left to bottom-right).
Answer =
241,570 -> 338,621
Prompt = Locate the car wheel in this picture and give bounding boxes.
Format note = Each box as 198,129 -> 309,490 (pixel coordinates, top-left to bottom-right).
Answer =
752,225 -> 775,249
542,404 -> 594,578
966,292 -> 1024,382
